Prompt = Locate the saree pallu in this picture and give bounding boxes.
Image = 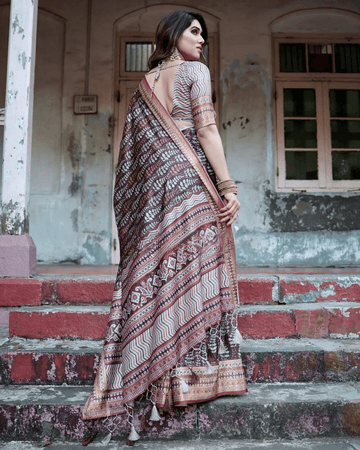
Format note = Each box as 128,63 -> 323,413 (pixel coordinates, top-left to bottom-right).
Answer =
82,78 -> 247,421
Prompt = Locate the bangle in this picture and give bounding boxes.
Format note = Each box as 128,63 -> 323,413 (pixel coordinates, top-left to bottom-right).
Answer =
216,178 -> 238,197
216,179 -> 235,189
220,186 -> 237,196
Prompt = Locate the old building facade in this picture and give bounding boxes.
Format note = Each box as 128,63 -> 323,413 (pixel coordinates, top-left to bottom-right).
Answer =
1,0 -> 360,267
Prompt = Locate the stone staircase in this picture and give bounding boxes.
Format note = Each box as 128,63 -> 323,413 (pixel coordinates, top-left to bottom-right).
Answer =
0,269 -> 359,447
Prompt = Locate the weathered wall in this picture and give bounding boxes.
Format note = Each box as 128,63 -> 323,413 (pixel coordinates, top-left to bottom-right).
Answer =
1,0 -> 360,266
217,2 -> 360,267
0,0 -> 113,263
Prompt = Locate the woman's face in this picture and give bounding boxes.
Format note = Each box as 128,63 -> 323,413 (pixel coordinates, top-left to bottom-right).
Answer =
177,19 -> 205,61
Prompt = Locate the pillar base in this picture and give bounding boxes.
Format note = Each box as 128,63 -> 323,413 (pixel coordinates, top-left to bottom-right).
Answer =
0,234 -> 37,277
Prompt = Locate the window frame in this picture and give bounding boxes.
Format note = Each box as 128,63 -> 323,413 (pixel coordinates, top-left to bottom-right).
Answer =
273,33 -> 360,193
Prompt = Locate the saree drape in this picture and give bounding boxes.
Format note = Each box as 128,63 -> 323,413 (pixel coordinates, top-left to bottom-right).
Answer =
82,77 -> 247,420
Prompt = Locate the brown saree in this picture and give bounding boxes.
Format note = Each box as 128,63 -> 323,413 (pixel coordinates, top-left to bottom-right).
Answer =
82,77 -> 247,421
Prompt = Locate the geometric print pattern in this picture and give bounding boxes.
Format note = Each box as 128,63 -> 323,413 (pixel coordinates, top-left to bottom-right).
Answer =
82,77 -> 246,421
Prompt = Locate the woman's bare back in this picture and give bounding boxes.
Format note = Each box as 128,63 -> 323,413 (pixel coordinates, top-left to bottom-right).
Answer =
145,62 -> 193,130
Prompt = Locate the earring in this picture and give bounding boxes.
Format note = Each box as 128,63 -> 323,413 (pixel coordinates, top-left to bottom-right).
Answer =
170,47 -> 182,61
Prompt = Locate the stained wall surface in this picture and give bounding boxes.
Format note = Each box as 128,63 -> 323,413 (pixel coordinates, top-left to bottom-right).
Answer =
1,0 -> 360,266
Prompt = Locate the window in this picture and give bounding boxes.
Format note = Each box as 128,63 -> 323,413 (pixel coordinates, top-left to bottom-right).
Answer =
274,34 -> 360,192
117,36 -> 211,76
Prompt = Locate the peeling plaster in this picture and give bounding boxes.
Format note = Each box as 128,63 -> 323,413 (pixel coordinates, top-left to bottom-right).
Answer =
16,117 -> 24,130
67,133 -> 82,172
18,52 -> 28,69
82,233 -> 110,265
6,90 -> 18,106
68,173 -> 83,197
17,158 -> 24,174
70,209 -> 79,232
0,200 -> 29,234
12,14 -> 24,36
264,189 -> 360,233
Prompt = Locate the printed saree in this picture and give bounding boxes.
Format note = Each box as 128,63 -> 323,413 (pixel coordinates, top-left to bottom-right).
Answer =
82,77 -> 247,421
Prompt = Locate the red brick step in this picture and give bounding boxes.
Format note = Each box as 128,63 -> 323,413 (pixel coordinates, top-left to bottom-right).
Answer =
9,305 -> 109,339
8,302 -> 360,340
237,302 -> 360,339
2,274 -> 360,307
279,275 -> 360,304
0,278 -> 115,307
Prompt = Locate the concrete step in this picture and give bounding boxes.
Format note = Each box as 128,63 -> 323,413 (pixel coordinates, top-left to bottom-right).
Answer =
1,437 -> 360,449
0,337 -> 359,386
2,274 -> 360,307
8,302 -> 360,340
0,383 -> 359,442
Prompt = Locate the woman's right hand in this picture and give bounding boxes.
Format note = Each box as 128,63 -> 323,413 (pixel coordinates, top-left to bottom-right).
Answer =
219,192 -> 240,226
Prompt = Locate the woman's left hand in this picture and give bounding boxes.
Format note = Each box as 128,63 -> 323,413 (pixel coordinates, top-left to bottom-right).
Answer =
219,192 -> 241,226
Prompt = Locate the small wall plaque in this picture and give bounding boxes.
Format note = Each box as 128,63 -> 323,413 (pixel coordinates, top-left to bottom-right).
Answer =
74,95 -> 97,114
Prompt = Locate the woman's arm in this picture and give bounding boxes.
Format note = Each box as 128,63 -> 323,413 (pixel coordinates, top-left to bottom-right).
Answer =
197,124 -> 241,226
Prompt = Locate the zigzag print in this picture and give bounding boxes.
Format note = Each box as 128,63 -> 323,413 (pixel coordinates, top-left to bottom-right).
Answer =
143,192 -> 208,241
172,61 -> 215,123
105,361 -> 123,389
121,265 -> 228,376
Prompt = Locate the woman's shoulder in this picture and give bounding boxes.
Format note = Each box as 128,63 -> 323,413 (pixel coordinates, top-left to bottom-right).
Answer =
186,60 -> 209,72
184,61 -> 210,82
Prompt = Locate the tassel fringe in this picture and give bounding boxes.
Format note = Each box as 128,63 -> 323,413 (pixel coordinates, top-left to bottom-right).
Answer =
181,378 -> 190,393
101,432 -> 112,445
206,361 -> 214,374
149,404 -> 161,421
233,329 -> 243,345
219,339 -> 227,354
128,425 -> 140,441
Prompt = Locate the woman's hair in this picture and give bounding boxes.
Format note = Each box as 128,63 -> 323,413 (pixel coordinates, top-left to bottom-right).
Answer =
148,10 -> 208,70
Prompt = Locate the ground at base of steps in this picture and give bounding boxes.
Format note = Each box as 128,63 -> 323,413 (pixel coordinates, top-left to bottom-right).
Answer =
1,438 -> 360,450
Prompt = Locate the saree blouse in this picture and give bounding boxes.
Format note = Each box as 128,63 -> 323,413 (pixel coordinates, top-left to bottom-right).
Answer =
171,61 -> 216,131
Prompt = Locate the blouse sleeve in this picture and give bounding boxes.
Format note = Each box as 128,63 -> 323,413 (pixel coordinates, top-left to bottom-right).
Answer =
189,62 -> 216,132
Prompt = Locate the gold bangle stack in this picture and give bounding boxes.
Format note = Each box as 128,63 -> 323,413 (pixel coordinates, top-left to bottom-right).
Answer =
216,179 -> 237,197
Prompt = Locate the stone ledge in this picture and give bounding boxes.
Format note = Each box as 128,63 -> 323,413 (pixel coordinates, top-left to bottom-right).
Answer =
0,383 -> 359,442
198,383 -> 360,439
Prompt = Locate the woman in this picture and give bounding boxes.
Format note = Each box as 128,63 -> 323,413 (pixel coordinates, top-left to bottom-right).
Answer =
82,9 -> 247,445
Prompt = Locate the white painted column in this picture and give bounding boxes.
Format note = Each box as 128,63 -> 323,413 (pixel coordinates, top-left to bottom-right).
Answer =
1,0 -> 38,235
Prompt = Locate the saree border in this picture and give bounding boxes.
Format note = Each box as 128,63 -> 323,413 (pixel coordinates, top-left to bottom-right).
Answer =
139,78 -> 239,307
